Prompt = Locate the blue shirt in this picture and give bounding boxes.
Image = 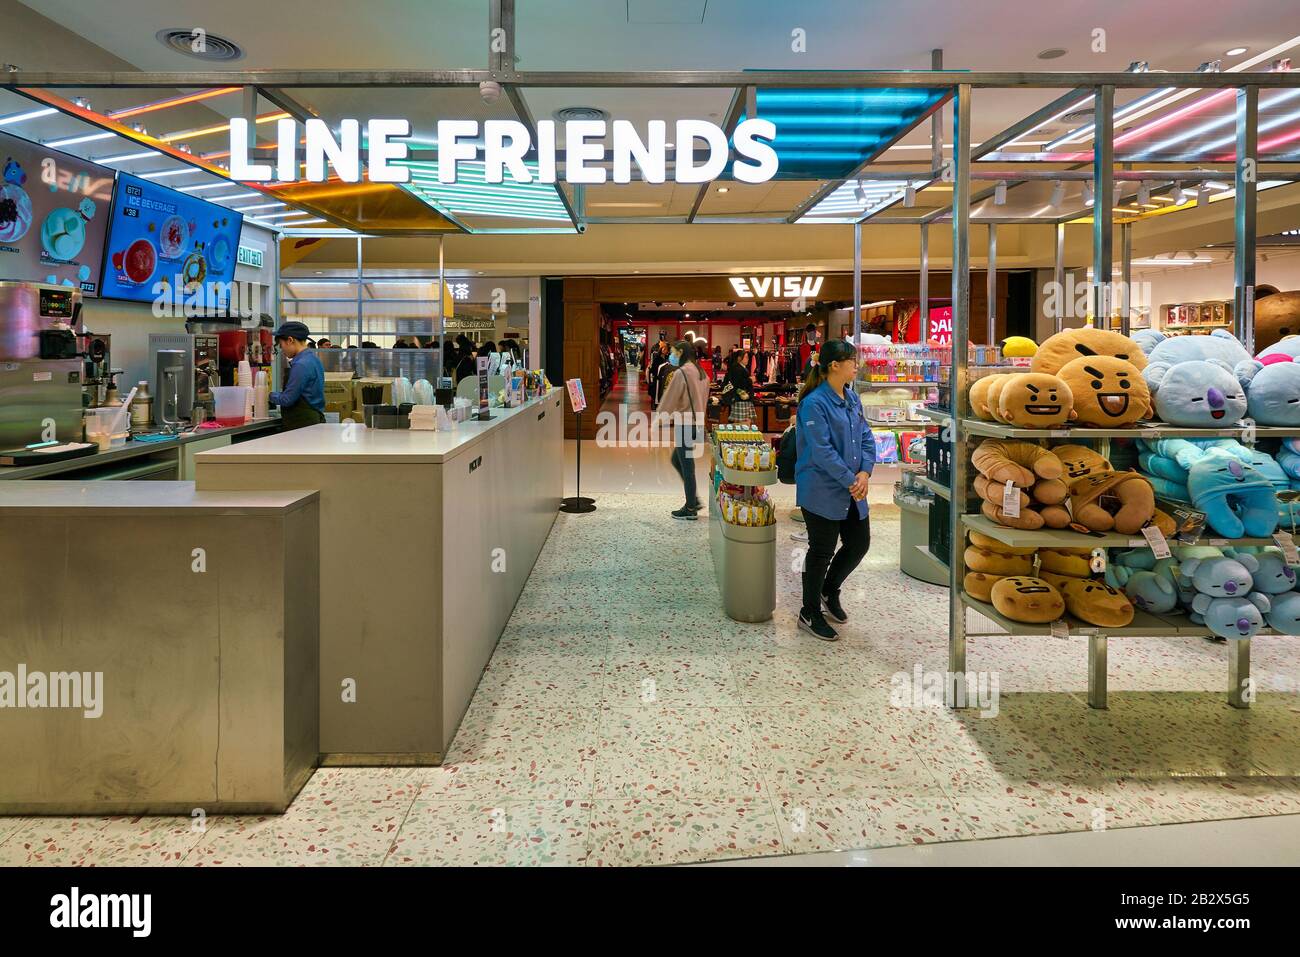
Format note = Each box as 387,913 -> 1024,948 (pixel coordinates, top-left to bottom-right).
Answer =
795,381 -> 876,521
271,348 -> 325,413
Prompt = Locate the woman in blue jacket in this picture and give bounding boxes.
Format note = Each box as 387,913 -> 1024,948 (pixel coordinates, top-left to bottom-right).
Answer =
794,338 -> 875,641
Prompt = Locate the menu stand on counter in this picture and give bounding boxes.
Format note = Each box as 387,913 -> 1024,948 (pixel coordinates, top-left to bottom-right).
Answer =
560,408 -> 596,514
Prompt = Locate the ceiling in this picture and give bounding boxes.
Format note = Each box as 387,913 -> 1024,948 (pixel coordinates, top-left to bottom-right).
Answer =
5,0 -> 1300,271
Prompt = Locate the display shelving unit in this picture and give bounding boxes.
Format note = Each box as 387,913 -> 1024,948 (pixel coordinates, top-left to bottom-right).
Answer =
708,430 -> 777,623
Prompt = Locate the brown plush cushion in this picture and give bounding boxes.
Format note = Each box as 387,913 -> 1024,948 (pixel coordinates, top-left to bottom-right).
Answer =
991,576 -> 1066,623
1057,355 -> 1151,427
996,373 -> 1074,428
1061,579 -> 1136,627
1030,327 -> 1149,375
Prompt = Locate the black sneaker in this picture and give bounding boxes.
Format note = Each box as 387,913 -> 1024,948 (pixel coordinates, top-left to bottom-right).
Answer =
671,507 -> 699,521
798,609 -> 839,642
821,592 -> 848,624
685,500 -> 704,512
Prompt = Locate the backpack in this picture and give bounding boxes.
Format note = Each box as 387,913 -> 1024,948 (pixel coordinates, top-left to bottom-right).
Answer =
776,424 -> 797,484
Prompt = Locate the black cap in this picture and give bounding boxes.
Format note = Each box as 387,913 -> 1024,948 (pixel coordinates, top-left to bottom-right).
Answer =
273,321 -> 311,341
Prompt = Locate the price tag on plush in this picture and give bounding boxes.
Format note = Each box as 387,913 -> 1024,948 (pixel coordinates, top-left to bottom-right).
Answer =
1273,530 -> 1300,568
1002,479 -> 1021,519
1050,619 -> 1070,639
1141,525 -> 1172,560
1090,547 -> 1107,574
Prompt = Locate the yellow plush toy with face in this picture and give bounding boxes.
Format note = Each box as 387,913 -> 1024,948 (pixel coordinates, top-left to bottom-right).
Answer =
1031,327 -> 1148,376
1057,355 -> 1152,427
996,373 -> 1075,429
1060,579 -> 1136,627
991,576 -> 1066,623
969,373 -> 1009,420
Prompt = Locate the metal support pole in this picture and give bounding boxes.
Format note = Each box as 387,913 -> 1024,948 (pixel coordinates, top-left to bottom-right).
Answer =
919,223 -> 930,341
1228,638 -> 1252,709
1053,222 -> 1065,334
437,235 -> 445,383
1120,222 -> 1132,336
1092,85 -> 1115,326
852,222 -> 862,344
1088,635 -> 1108,710
1235,85 -> 1259,354
354,236 -> 362,347
930,49 -> 944,174
948,83 -> 972,687
986,223 -> 997,345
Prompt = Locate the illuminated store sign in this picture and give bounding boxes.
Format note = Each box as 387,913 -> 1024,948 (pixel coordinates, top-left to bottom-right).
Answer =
728,275 -> 825,299
229,118 -> 778,185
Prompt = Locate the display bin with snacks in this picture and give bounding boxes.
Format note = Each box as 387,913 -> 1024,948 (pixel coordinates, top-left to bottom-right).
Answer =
709,423 -> 777,622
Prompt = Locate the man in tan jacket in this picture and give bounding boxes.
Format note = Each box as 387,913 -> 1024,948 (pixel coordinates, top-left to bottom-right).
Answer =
656,340 -> 713,520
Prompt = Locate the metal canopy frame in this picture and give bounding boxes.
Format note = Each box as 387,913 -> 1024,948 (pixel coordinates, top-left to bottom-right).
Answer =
4,1 -> 1296,707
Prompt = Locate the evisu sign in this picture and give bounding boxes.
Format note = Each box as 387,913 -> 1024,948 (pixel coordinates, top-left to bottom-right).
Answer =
728,275 -> 826,300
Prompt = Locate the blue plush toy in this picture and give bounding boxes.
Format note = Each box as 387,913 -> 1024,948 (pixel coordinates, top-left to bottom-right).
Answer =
1241,548 -> 1299,593
1186,452 -> 1280,538
1144,329 -> 1254,383
1145,358 -> 1247,427
1180,552 -> 1270,639
1131,328 -> 1164,356
1237,355 -> 1300,427
1258,337 -> 1300,361
1137,437 -> 1259,504
1265,590 -> 1300,635
1125,571 -> 1180,613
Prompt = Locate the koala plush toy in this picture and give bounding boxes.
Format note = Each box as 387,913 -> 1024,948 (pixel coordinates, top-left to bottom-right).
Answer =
1179,553 -> 1271,640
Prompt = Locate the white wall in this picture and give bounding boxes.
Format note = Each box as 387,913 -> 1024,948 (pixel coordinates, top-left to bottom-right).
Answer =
1132,249 -> 1300,309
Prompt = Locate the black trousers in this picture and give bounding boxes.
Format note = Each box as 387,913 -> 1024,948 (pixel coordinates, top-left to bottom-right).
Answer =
801,508 -> 871,616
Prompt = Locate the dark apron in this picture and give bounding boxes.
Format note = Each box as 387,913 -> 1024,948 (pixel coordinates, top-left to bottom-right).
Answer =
279,396 -> 325,431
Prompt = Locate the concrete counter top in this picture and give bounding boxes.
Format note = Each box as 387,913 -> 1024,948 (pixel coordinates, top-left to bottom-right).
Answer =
0,481 -> 318,515
195,389 -> 563,466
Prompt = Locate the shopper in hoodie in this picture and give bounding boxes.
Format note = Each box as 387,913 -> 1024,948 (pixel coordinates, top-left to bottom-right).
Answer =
794,337 -> 874,641
656,339 -> 712,520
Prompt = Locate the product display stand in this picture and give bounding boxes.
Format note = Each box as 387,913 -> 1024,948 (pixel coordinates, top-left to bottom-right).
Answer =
708,432 -> 776,622
560,409 -> 596,514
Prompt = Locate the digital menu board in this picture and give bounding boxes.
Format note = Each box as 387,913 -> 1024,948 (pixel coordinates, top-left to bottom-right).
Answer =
0,129 -> 113,294
99,171 -> 243,305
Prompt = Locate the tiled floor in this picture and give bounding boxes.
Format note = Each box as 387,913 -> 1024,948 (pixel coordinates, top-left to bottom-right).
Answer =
2,487 -> 1298,866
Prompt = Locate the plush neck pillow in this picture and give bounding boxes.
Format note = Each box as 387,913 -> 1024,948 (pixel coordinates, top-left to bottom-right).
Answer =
1057,355 -> 1151,427
1145,358 -> 1246,426
1186,454 -> 1279,538
1031,327 -> 1148,375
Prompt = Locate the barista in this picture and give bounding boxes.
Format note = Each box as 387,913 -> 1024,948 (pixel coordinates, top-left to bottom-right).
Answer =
270,321 -> 326,431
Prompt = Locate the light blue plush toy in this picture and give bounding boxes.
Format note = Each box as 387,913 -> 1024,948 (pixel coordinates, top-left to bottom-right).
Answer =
1278,442 -> 1300,486
1137,437 -> 1259,504
1144,329 -> 1254,384
1180,552 -> 1270,638
1258,337 -> 1300,361
1186,452 -> 1280,538
1237,355 -> 1300,426
1265,590 -> 1300,635
1125,571 -> 1180,613
1145,358 -> 1247,427
1131,328 -> 1164,356
1242,548 -> 1299,594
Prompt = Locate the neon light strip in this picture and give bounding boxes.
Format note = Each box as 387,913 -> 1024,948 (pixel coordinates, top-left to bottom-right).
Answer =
0,107 -> 56,126
140,168 -> 197,179
45,131 -> 114,147
108,87 -> 241,120
159,112 -> 289,144
1145,88 -> 1300,153
95,150 -> 155,162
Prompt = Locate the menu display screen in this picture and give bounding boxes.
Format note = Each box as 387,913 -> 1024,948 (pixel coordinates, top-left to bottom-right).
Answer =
0,129 -> 113,295
99,172 -> 243,305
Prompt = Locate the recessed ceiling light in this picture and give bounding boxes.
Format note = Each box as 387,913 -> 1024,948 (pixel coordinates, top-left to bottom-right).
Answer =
716,186 -> 729,193
1226,46 -> 1248,56
553,106 -> 609,123
1038,48 -> 1068,60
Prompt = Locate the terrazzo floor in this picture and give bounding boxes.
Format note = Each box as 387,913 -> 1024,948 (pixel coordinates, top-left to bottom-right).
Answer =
2,490 -> 1298,866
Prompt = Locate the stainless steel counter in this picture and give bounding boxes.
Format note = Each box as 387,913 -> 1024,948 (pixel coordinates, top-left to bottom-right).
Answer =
196,389 -> 564,763
0,418 -> 280,481
0,482 -> 320,814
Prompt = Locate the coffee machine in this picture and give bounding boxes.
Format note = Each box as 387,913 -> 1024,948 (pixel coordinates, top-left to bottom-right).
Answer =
0,281 -> 85,448
148,332 -> 219,426
76,331 -> 122,407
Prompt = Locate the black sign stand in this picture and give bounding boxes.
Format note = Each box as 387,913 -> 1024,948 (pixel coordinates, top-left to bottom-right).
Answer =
560,409 -> 596,514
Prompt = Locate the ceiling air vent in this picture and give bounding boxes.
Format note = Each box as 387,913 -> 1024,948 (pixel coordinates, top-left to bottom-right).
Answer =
552,106 -> 610,123
156,28 -> 245,62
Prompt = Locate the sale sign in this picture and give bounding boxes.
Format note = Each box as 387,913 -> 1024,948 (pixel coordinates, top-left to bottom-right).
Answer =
929,306 -> 953,345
